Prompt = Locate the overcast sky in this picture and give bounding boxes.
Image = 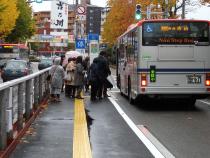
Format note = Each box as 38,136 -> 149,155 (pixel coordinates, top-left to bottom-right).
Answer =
31,0 -> 210,20
31,0 -> 107,12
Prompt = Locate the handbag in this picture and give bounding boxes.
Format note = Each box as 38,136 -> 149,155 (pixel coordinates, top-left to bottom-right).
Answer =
64,71 -> 74,82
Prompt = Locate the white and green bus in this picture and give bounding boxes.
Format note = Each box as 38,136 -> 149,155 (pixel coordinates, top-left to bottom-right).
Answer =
116,19 -> 210,106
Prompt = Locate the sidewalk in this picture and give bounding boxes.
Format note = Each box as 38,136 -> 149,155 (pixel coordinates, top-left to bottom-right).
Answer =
10,95 -> 74,158
9,91 -> 154,158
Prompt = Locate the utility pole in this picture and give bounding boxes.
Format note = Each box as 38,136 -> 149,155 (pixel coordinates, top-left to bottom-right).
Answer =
163,0 -> 169,19
75,0 -> 78,40
181,0 -> 186,19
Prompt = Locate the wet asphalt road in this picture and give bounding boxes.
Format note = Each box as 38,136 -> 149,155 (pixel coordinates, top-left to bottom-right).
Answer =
8,87 -> 210,158
9,92 -> 154,158
85,97 -> 153,158
110,90 -> 210,158
7,67 -> 210,157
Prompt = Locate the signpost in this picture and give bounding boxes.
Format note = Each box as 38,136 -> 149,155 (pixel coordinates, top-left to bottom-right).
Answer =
77,6 -> 86,15
88,33 -> 100,63
89,41 -> 99,64
50,0 -> 68,29
75,39 -> 86,55
75,39 -> 86,49
88,33 -> 99,41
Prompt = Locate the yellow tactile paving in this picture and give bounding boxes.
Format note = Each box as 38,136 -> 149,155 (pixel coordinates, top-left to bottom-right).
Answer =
73,98 -> 92,158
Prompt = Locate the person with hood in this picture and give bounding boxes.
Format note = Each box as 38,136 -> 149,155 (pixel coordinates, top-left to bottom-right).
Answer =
50,58 -> 65,102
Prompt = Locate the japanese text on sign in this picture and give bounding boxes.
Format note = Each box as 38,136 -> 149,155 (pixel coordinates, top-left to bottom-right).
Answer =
51,0 -> 68,29
161,25 -> 189,32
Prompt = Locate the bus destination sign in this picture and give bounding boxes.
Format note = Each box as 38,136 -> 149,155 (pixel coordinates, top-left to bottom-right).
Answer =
161,25 -> 189,32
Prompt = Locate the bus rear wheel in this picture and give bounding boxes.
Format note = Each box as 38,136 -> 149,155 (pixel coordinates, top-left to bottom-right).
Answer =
187,98 -> 196,109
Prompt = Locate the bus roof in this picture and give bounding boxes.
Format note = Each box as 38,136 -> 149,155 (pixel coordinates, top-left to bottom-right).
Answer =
137,19 -> 210,26
118,19 -> 210,41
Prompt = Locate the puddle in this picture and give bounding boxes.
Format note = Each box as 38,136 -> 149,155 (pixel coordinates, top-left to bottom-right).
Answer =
85,109 -> 94,148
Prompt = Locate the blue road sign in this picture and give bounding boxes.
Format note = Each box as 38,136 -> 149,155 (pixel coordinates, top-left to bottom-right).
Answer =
88,34 -> 99,42
75,39 -> 86,49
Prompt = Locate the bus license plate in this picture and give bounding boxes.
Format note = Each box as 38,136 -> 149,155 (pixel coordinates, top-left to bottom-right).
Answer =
187,75 -> 201,84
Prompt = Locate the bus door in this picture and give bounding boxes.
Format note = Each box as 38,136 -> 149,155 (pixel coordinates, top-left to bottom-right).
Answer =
118,42 -> 127,93
126,31 -> 137,95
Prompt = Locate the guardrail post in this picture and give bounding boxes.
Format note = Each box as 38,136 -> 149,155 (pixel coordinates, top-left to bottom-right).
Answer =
0,89 -> 9,150
17,83 -> 24,131
45,73 -> 48,95
39,75 -> 43,103
34,76 -> 39,109
46,72 -> 50,95
7,87 -> 13,142
25,79 -> 33,120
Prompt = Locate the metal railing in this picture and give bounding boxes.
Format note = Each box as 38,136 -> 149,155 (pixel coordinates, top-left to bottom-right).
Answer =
0,68 -> 50,150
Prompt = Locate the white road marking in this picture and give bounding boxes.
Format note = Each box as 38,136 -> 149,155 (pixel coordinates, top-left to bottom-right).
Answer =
198,100 -> 210,106
109,90 -> 120,93
138,125 -> 175,158
108,97 -> 169,158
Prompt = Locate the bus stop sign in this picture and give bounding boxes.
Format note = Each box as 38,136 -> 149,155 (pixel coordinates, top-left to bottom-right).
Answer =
75,39 -> 86,49
88,34 -> 99,42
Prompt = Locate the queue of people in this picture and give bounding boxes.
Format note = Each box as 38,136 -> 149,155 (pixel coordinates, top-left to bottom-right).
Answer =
49,50 -> 111,102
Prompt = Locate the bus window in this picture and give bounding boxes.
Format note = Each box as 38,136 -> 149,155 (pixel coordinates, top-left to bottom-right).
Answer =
0,45 -> 14,54
142,21 -> 209,46
133,29 -> 138,58
127,32 -> 134,62
119,44 -> 125,59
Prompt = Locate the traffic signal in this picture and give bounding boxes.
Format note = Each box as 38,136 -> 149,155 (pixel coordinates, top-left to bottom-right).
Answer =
36,0 -> 42,3
135,4 -> 142,20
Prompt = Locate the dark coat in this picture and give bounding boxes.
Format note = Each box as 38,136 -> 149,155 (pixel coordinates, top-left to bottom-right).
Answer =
95,55 -> 111,82
74,63 -> 84,86
89,60 -> 99,84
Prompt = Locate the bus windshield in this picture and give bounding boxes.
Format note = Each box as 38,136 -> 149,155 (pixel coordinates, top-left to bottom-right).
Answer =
142,21 -> 209,46
0,45 -> 15,53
